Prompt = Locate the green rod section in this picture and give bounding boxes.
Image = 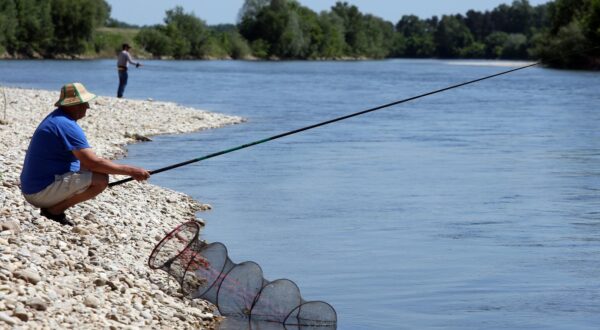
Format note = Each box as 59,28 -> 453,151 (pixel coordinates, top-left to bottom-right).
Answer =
109,61 -> 539,187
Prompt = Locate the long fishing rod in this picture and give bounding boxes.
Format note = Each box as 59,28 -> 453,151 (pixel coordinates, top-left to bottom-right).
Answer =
109,61 -> 539,187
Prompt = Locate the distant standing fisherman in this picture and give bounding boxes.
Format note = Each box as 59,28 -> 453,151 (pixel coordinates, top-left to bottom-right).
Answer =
117,43 -> 142,98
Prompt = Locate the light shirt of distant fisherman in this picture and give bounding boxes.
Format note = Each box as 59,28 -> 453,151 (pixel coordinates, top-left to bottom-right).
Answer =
117,49 -> 139,68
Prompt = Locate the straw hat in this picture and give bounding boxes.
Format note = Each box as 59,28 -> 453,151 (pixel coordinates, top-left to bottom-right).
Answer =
54,83 -> 97,107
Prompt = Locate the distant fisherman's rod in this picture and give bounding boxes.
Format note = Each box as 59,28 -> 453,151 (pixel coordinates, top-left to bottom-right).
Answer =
109,61 -> 539,187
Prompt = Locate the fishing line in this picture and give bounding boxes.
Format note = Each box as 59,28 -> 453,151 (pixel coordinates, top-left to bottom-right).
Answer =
109,61 -> 540,187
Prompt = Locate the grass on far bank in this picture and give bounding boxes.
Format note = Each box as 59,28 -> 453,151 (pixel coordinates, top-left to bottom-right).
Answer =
86,27 -> 151,59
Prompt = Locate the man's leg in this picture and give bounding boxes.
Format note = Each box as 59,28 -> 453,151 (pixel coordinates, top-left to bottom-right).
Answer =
46,172 -> 109,215
117,70 -> 128,98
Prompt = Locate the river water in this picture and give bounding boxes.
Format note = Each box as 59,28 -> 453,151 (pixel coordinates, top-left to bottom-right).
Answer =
1,59 -> 599,329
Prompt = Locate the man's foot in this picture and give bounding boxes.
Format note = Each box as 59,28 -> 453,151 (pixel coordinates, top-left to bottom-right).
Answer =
40,208 -> 74,226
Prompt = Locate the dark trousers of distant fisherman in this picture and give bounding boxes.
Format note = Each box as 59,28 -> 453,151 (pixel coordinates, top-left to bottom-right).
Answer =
117,68 -> 128,98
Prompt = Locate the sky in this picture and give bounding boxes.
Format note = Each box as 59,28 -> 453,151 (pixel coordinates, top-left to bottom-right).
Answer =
106,0 -> 551,26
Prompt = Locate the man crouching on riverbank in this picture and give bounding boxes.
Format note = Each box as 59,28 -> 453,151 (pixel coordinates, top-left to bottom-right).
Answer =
19,83 -> 150,226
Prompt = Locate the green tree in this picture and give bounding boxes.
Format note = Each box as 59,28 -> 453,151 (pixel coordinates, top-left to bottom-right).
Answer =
279,10 -> 307,57
49,0 -> 103,55
316,12 -> 346,58
164,6 -> 210,58
331,1 -> 368,56
296,4 -> 324,58
464,9 -> 492,41
135,5 -> 251,59
582,0 -> 600,45
485,31 -> 509,57
0,0 -> 18,54
239,0 -> 325,59
532,0 -> 599,69
238,0 -> 270,22
490,2 -> 534,34
239,1 -> 287,57
501,33 -> 528,58
164,23 -> 190,58
396,15 -> 435,57
197,34 -> 228,59
388,33 -> 407,57
219,30 -> 251,59
135,26 -> 172,58
360,14 -> 394,58
49,0 -> 109,56
434,15 -> 474,58
530,3 -> 551,30
250,39 -> 270,58
460,42 -> 485,58
534,21 -> 589,68
547,0 -> 586,33
13,0 -> 54,56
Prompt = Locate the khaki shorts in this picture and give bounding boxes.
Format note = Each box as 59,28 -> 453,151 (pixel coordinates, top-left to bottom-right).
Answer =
23,171 -> 93,208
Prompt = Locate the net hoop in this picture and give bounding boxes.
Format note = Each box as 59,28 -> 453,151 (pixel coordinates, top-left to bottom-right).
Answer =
148,221 -> 200,270
192,242 -> 231,299
284,301 -> 338,326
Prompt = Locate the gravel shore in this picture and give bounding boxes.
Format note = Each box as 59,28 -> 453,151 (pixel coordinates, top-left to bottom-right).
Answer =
0,86 -> 244,328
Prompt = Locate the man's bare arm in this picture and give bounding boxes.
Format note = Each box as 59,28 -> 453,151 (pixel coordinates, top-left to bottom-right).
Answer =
73,148 -> 150,181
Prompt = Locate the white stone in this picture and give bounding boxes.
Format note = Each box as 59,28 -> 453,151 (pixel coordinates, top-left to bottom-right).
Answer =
84,296 -> 101,309
0,311 -> 18,325
13,268 -> 41,284
12,307 -> 29,321
26,297 -> 48,311
0,220 -> 20,233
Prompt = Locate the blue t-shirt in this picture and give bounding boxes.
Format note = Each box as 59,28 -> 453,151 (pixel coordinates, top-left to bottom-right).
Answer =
20,109 -> 90,194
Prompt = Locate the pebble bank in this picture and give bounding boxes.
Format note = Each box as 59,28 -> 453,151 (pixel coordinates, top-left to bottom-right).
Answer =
0,86 -> 244,329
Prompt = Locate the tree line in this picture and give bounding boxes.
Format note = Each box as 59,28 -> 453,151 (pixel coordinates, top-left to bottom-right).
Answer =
0,0 -> 598,69
0,0 -> 110,57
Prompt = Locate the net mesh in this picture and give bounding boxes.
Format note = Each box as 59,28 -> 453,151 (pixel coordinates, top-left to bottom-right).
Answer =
149,221 -> 337,327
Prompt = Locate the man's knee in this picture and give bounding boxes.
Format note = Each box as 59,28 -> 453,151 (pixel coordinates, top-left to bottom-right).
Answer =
91,173 -> 109,191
